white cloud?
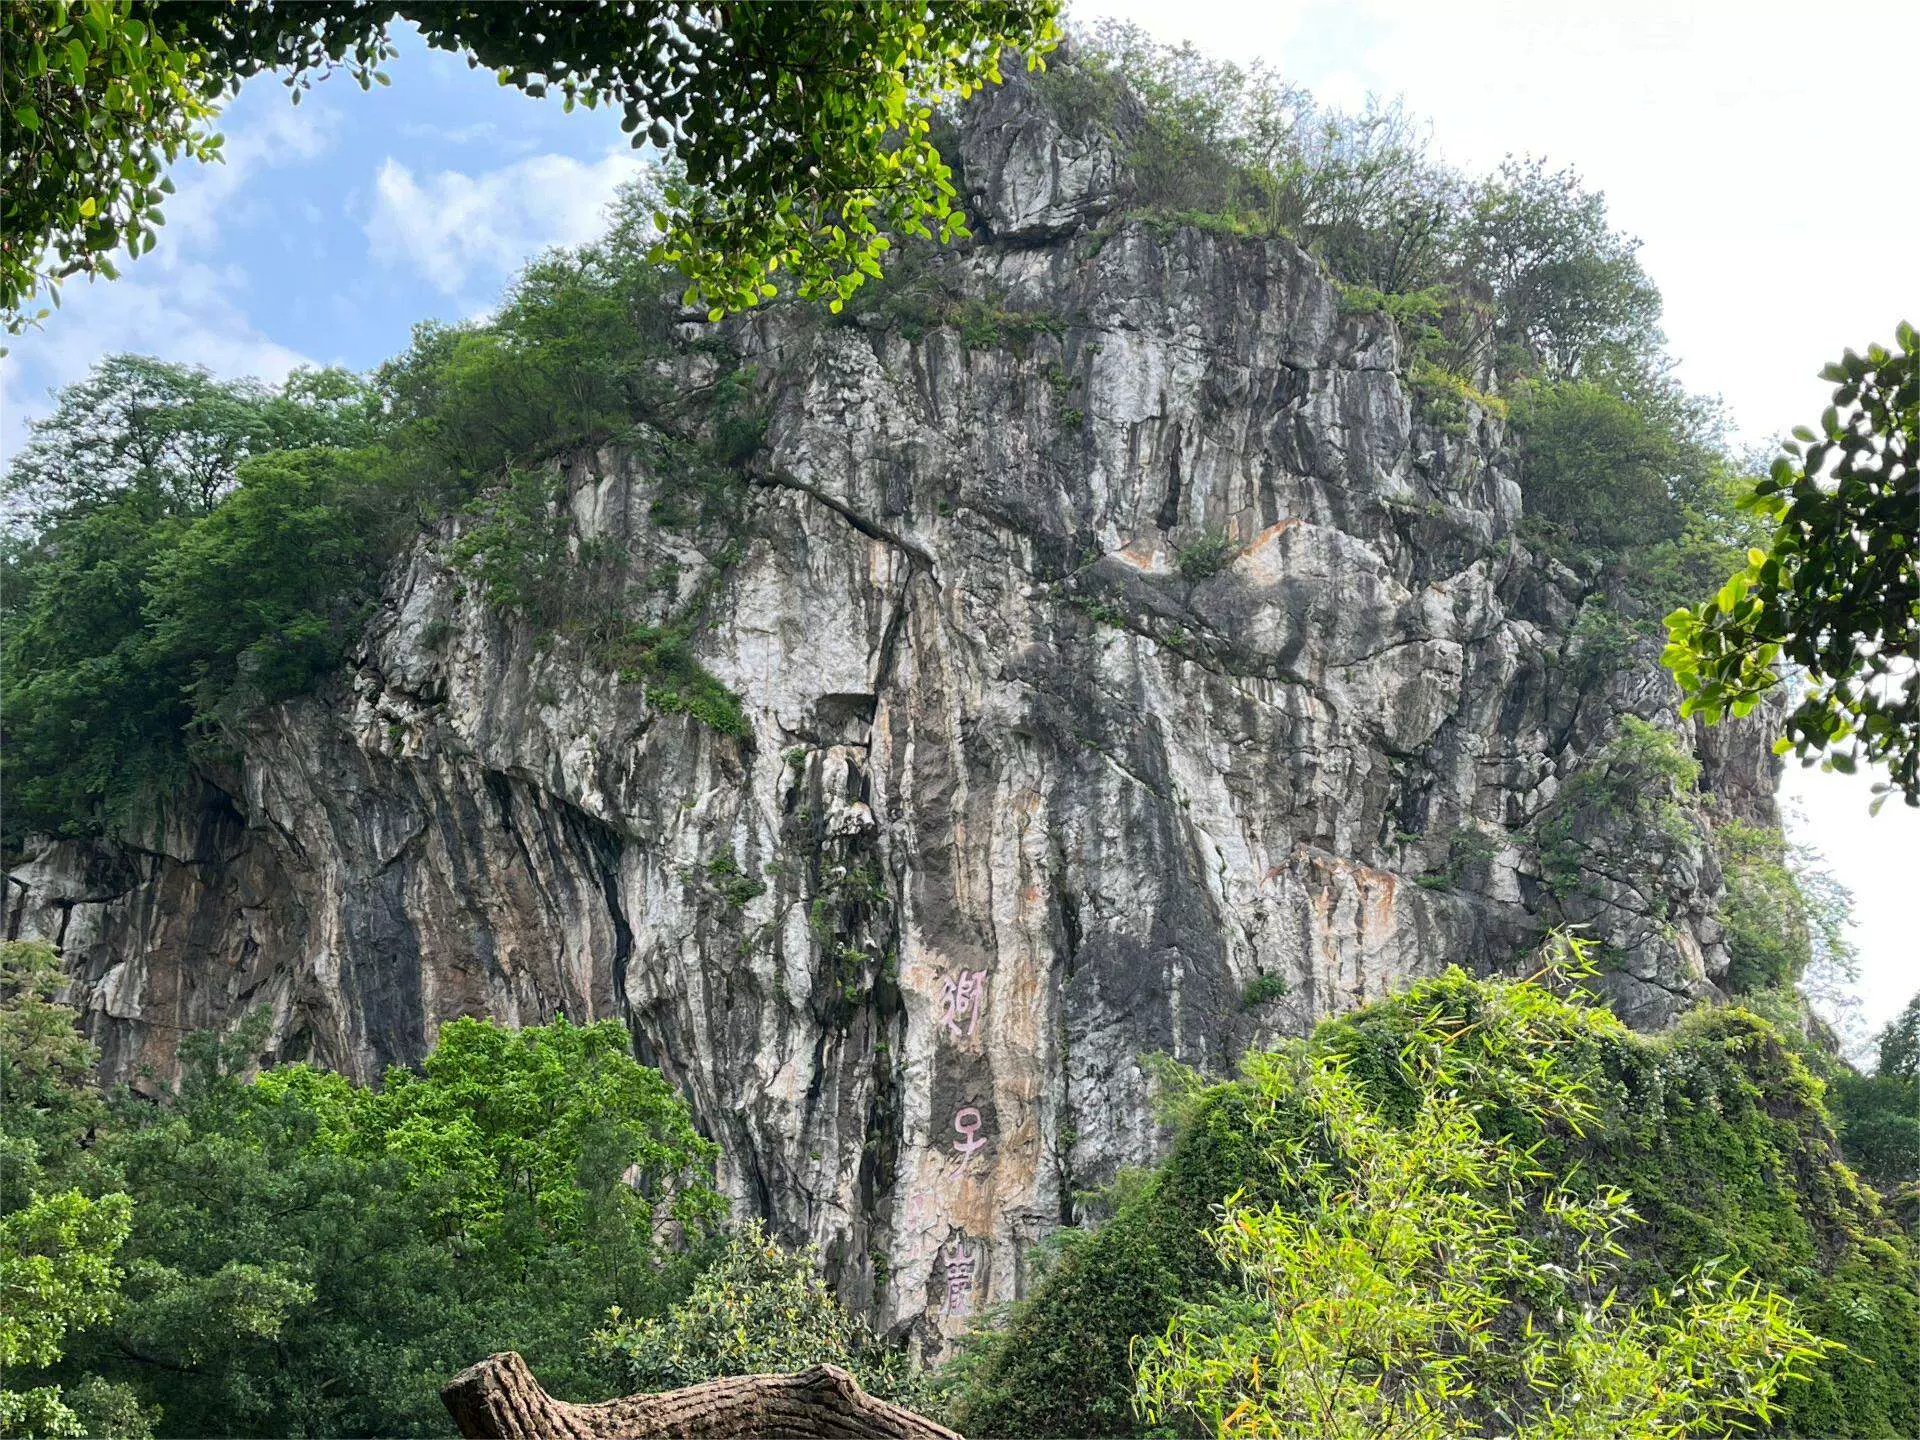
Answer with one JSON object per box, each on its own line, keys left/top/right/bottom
{"left": 398, "top": 119, "right": 503, "bottom": 146}
{"left": 163, "top": 98, "right": 343, "bottom": 255}
{"left": 1, "top": 262, "right": 315, "bottom": 461}
{"left": 1, "top": 94, "right": 338, "bottom": 462}
{"left": 363, "top": 147, "right": 645, "bottom": 298}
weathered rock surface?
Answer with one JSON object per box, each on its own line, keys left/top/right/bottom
{"left": 6, "top": 68, "right": 1777, "bottom": 1355}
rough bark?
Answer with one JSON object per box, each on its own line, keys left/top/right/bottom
{"left": 441, "top": 1353, "right": 962, "bottom": 1440}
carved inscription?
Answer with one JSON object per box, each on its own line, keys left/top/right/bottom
{"left": 938, "top": 967, "right": 989, "bottom": 1040}
{"left": 940, "top": 1237, "right": 979, "bottom": 1316}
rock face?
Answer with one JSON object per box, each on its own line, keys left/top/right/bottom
{"left": 7, "top": 69, "right": 1776, "bottom": 1354}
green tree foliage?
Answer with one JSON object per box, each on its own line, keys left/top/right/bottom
{"left": 1504, "top": 370, "right": 1767, "bottom": 631}
{"left": 2, "top": 1, "right": 1061, "bottom": 329}
{"left": 0, "top": 941, "right": 147, "bottom": 1440}
{"left": 0, "top": 952, "right": 725, "bottom": 1437}
{"left": 1511, "top": 381, "right": 1692, "bottom": 552}
{"left": 0, "top": 942, "right": 102, "bottom": 1196}
{"left": 1879, "top": 993, "right": 1920, "bottom": 1080}
{"left": 953, "top": 957, "right": 1918, "bottom": 1439}
{"left": 2, "top": 354, "right": 377, "bottom": 523}
{"left": 1461, "top": 157, "right": 1662, "bottom": 382}
{"left": 0, "top": 1191, "right": 134, "bottom": 1439}
{"left": 0, "top": 367, "right": 392, "bottom": 842}
{"left": 1664, "top": 324, "right": 1918, "bottom": 807}
{"left": 1711, "top": 820, "right": 1855, "bottom": 997}
{"left": 593, "top": 1219, "right": 915, "bottom": 1403}
{"left": 68, "top": 1019, "right": 721, "bottom": 1436}
{"left": 0, "top": 483, "right": 196, "bottom": 840}
{"left": 0, "top": 0, "right": 222, "bottom": 334}
{"left": 1830, "top": 994, "right": 1920, "bottom": 1195}
{"left": 1133, "top": 1022, "right": 1828, "bottom": 1438}
{"left": 373, "top": 205, "right": 685, "bottom": 491}
{"left": 143, "top": 449, "right": 391, "bottom": 714}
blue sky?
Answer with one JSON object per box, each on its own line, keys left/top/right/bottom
{"left": 3, "top": 27, "right": 647, "bottom": 449}
{"left": 2, "top": 6, "right": 1913, "bottom": 1037}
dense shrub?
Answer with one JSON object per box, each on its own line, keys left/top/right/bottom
{"left": 950, "top": 1083, "right": 1295, "bottom": 1439}
{"left": 1136, "top": 1021, "right": 1828, "bottom": 1438}
{"left": 1512, "top": 380, "right": 1692, "bottom": 551}
{"left": 593, "top": 1219, "right": 915, "bottom": 1403}
{"left": 1831, "top": 996, "right": 1920, "bottom": 1195}
{"left": 951, "top": 964, "right": 1919, "bottom": 1438}
{"left": 1712, "top": 820, "right": 1834, "bottom": 994}
{"left": 1534, "top": 715, "right": 1701, "bottom": 905}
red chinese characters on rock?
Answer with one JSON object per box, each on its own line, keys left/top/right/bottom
{"left": 939, "top": 967, "right": 989, "bottom": 1040}
{"left": 945, "top": 1105, "right": 986, "bottom": 1180}
{"left": 940, "top": 1237, "right": 979, "bottom": 1317}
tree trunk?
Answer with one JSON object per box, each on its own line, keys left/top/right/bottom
{"left": 441, "top": 1352, "right": 965, "bottom": 1440}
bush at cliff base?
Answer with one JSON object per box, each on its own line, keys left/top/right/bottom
{"left": 949, "top": 958, "right": 1919, "bottom": 1439}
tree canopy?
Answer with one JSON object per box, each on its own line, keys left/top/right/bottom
{"left": 1664, "top": 323, "right": 1918, "bottom": 808}
{"left": 0, "top": 358, "right": 396, "bottom": 840}
{"left": 1135, "top": 1061, "right": 1825, "bottom": 1440}
{"left": 0, "top": 941, "right": 727, "bottom": 1437}
{"left": 592, "top": 1218, "right": 920, "bottom": 1406}
{"left": 1830, "top": 993, "right": 1920, "bottom": 1196}
{"left": 950, "top": 949, "right": 1917, "bottom": 1439}
{"left": 2, "top": 0, "right": 1061, "bottom": 330}
{"left": 1, "top": 0, "right": 223, "bottom": 333}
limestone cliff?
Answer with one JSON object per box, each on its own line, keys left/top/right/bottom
{"left": 5, "top": 68, "right": 1777, "bottom": 1354}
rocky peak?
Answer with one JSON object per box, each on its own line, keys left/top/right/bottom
{"left": 7, "top": 68, "right": 1778, "bottom": 1356}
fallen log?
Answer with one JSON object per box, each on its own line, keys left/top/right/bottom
{"left": 441, "top": 1352, "right": 964, "bottom": 1440}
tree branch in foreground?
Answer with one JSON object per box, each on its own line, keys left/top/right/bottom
{"left": 441, "top": 1352, "right": 963, "bottom": 1440}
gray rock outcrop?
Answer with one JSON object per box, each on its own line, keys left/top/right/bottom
{"left": 5, "top": 67, "right": 1777, "bottom": 1355}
